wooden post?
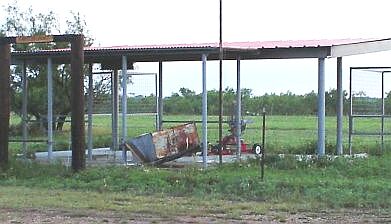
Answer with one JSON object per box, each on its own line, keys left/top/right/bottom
{"left": 0, "top": 43, "right": 10, "bottom": 170}
{"left": 71, "top": 35, "right": 85, "bottom": 171}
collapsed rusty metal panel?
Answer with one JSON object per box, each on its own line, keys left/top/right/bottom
{"left": 127, "top": 133, "right": 157, "bottom": 163}
{"left": 125, "top": 123, "right": 199, "bottom": 165}
{"left": 153, "top": 123, "right": 199, "bottom": 158}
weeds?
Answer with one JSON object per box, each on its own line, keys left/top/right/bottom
{"left": 1, "top": 153, "right": 391, "bottom": 209}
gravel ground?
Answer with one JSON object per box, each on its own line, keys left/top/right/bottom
{"left": 1, "top": 208, "right": 390, "bottom": 224}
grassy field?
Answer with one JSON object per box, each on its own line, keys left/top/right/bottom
{"left": 9, "top": 114, "right": 390, "bottom": 155}
{"left": 3, "top": 115, "right": 391, "bottom": 221}
{"left": 0, "top": 153, "right": 390, "bottom": 221}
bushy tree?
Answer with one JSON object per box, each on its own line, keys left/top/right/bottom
{"left": 161, "top": 88, "right": 348, "bottom": 116}
{"left": 1, "top": 1, "right": 93, "bottom": 131}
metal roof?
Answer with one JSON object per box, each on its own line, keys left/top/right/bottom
{"left": 10, "top": 38, "right": 391, "bottom": 65}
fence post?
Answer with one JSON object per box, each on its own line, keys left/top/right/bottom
{"left": 71, "top": 35, "right": 85, "bottom": 171}
{"left": 0, "top": 43, "right": 10, "bottom": 170}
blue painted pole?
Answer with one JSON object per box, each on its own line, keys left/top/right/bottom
{"left": 121, "top": 55, "right": 128, "bottom": 163}
{"left": 87, "top": 64, "right": 93, "bottom": 160}
{"left": 336, "top": 57, "right": 343, "bottom": 155}
{"left": 236, "top": 56, "right": 241, "bottom": 160}
{"left": 21, "top": 61, "right": 28, "bottom": 158}
{"left": 47, "top": 57, "right": 53, "bottom": 161}
{"left": 318, "top": 58, "right": 326, "bottom": 156}
{"left": 202, "top": 54, "right": 208, "bottom": 168}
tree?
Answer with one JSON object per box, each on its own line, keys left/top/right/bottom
{"left": 1, "top": 1, "right": 93, "bottom": 131}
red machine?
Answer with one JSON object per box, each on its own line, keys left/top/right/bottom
{"left": 210, "top": 116, "right": 250, "bottom": 155}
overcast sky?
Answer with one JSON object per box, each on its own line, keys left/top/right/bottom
{"left": 2, "top": 0, "right": 391, "bottom": 96}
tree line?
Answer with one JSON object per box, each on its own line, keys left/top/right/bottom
{"left": 163, "top": 87, "right": 350, "bottom": 116}
{"left": 99, "top": 87, "right": 349, "bottom": 116}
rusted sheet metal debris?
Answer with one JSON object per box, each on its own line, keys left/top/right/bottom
{"left": 125, "top": 123, "right": 199, "bottom": 165}
{"left": 153, "top": 123, "right": 199, "bottom": 158}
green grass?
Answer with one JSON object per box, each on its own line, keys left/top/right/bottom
{"left": 9, "top": 114, "right": 390, "bottom": 155}
{"left": 4, "top": 115, "right": 391, "bottom": 216}
{"left": 0, "top": 186, "right": 273, "bottom": 219}
{"left": 1, "top": 153, "right": 391, "bottom": 211}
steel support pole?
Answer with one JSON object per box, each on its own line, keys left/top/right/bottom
{"left": 0, "top": 43, "right": 10, "bottom": 170}
{"left": 218, "top": 0, "right": 223, "bottom": 165}
{"left": 112, "top": 70, "right": 119, "bottom": 154}
{"left": 381, "top": 71, "right": 385, "bottom": 152}
{"left": 87, "top": 64, "right": 93, "bottom": 161}
{"left": 202, "top": 54, "right": 208, "bottom": 168}
{"left": 21, "top": 61, "right": 28, "bottom": 157}
{"left": 155, "top": 73, "right": 158, "bottom": 130}
{"left": 47, "top": 57, "right": 53, "bottom": 161}
{"left": 121, "top": 56, "right": 128, "bottom": 162}
{"left": 317, "top": 58, "right": 326, "bottom": 156}
{"left": 158, "top": 61, "right": 163, "bottom": 131}
{"left": 348, "top": 67, "right": 353, "bottom": 155}
{"left": 236, "top": 56, "right": 241, "bottom": 160}
{"left": 336, "top": 57, "right": 343, "bottom": 155}
{"left": 70, "top": 36, "right": 85, "bottom": 171}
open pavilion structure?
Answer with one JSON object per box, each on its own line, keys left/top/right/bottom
{"left": 2, "top": 36, "right": 391, "bottom": 169}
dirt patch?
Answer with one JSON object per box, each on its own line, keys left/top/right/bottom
{"left": 0, "top": 208, "right": 390, "bottom": 223}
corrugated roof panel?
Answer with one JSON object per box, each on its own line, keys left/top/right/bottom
{"left": 221, "top": 38, "right": 377, "bottom": 49}
{"left": 12, "top": 38, "right": 378, "bottom": 53}
{"left": 82, "top": 38, "right": 377, "bottom": 51}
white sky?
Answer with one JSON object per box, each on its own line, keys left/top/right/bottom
{"left": 2, "top": 0, "right": 391, "bottom": 96}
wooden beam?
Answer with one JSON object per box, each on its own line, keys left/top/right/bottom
{"left": 71, "top": 35, "right": 85, "bottom": 172}
{"left": 0, "top": 43, "right": 10, "bottom": 170}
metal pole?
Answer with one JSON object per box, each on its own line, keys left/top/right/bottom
{"left": 121, "top": 55, "right": 128, "bottom": 162}
{"left": 317, "top": 58, "right": 326, "bottom": 156}
{"left": 218, "top": 0, "right": 223, "bottom": 165}
{"left": 236, "top": 56, "right": 241, "bottom": 160}
{"left": 87, "top": 64, "right": 93, "bottom": 161}
{"left": 155, "top": 73, "right": 159, "bottom": 131}
{"left": 47, "top": 57, "right": 53, "bottom": 161}
{"left": 381, "top": 71, "right": 385, "bottom": 152}
{"left": 158, "top": 61, "right": 163, "bottom": 131}
{"left": 261, "top": 107, "right": 266, "bottom": 181}
{"left": 202, "top": 54, "right": 208, "bottom": 169}
{"left": 0, "top": 43, "right": 10, "bottom": 170}
{"left": 349, "top": 67, "right": 353, "bottom": 155}
{"left": 70, "top": 35, "right": 86, "bottom": 171}
{"left": 112, "top": 70, "right": 119, "bottom": 154}
{"left": 336, "top": 57, "right": 343, "bottom": 155}
{"left": 21, "top": 61, "right": 28, "bottom": 158}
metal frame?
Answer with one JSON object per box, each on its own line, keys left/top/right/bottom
{"left": 201, "top": 54, "right": 208, "bottom": 168}
{"left": 158, "top": 62, "right": 163, "bottom": 131}
{"left": 3, "top": 37, "right": 391, "bottom": 169}
{"left": 0, "top": 34, "right": 85, "bottom": 171}
{"left": 21, "top": 61, "right": 28, "bottom": 157}
{"left": 111, "top": 70, "right": 119, "bottom": 154}
{"left": 121, "top": 71, "right": 158, "bottom": 163}
{"left": 47, "top": 57, "right": 53, "bottom": 160}
{"left": 236, "top": 56, "right": 241, "bottom": 160}
{"left": 348, "top": 67, "right": 391, "bottom": 154}
{"left": 121, "top": 56, "right": 128, "bottom": 162}
{"left": 87, "top": 64, "right": 93, "bottom": 160}
{"left": 317, "top": 58, "right": 326, "bottom": 156}
{"left": 336, "top": 57, "right": 343, "bottom": 155}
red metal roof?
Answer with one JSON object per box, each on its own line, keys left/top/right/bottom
{"left": 86, "top": 43, "right": 216, "bottom": 50}
{"left": 28, "top": 38, "right": 377, "bottom": 53}
{"left": 12, "top": 37, "right": 391, "bottom": 63}
{"left": 83, "top": 38, "right": 377, "bottom": 51}
{"left": 220, "top": 38, "right": 377, "bottom": 49}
